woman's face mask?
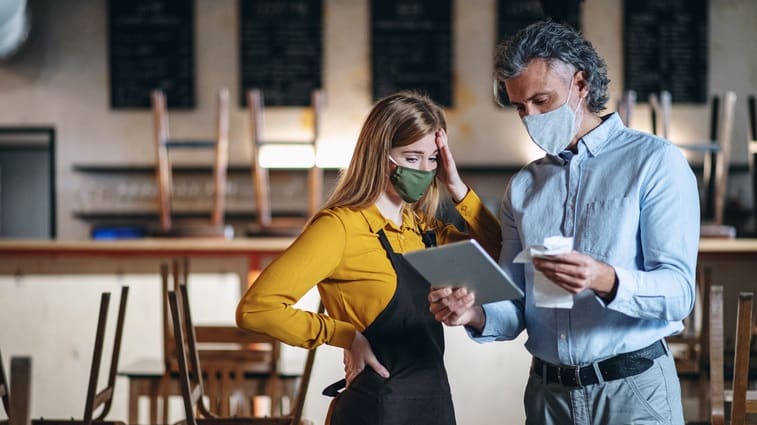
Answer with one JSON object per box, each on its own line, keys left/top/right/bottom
{"left": 388, "top": 156, "right": 436, "bottom": 203}
{"left": 522, "top": 77, "right": 584, "bottom": 155}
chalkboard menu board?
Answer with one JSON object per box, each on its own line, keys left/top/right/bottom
{"left": 496, "top": 0, "right": 581, "bottom": 43}
{"left": 494, "top": 0, "right": 582, "bottom": 106}
{"left": 107, "top": 0, "right": 195, "bottom": 109}
{"left": 624, "top": 0, "right": 708, "bottom": 104}
{"left": 371, "top": 0, "right": 452, "bottom": 107}
{"left": 239, "top": 0, "right": 322, "bottom": 107}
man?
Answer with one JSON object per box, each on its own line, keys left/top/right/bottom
{"left": 430, "top": 21, "right": 699, "bottom": 425}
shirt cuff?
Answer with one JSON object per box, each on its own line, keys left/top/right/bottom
{"left": 604, "top": 266, "right": 638, "bottom": 314}
{"left": 330, "top": 321, "right": 356, "bottom": 349}
{"left": 465, "top": 302, "right": 513, "bottom": 343}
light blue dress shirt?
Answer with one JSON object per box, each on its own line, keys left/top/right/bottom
{"left": 472, "top": 113, "right": 700, "bottom": 366}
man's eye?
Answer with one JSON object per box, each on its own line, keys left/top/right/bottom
{"left": 534, "top": 98, "right": 548, "bottom": 105}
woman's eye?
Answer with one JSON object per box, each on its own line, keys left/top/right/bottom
{"left": 405, "top": 157, "right": 418, "bottom": 163}
{"left": 429, "top": 156, "right": 438, "bottom": 162}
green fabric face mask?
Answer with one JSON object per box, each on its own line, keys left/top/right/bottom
{"left": 388, "top": 156, "right": 436, "bottom": 203}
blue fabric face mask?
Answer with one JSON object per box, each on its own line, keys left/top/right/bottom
{"left": 388, "top": 156, "right": 436, "bottom": 203}
{"left": 523, "top": 78, "right": 583, "bottom": 155}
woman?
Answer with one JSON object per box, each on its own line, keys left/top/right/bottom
{"left": 236, "top": 91, "right": 501, "bottom": 425}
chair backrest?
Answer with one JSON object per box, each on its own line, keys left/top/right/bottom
{"left": 247, "top": 89, "right": 324, "bottom": 236}
{"left": 161, "top": 258, "right": 190, "bottom": 372}
{"left": 710, "top": 91, "right": 736, "bottom": 226}
{"left": 616, "top": 90, "right": 637, "bottom": 127}
{"left": 730, "top": 292, "right": 755, "bottom": 425}
{"left": 168, "top": 284, "right": 321, "bottom": 425}
{"left": 83, "top": 286, "right": 129, "bottom": 425}
{"left": 0, "top": 352, "right": 32, "bottom": 425}
{"left": 151, "top": 89, "right": 230, "bottom": 236}
{"left": 168, "top": 288, "right": 214, "bottom": 424}
{"left": 663, "top": 91, "right": 737, "bottom": 226}
{"left": 748, "top": 95, "right": 757, "bottom": 223}
{"left": 0, "top": 349, "right": 8, "bottom": 417}
{"left": 649, "top": 90, "right": 671, "bottom": 139}
{"left": 709, "top": 285, "right": 726, "bottom": 425}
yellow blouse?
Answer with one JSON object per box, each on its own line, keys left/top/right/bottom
{"left": 236, "top": 189, "right": 501, "bottom": 350}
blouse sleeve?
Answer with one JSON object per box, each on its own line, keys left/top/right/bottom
{"left": 235, "top": 211, "right": 357, "bottom": 349}
{"left": 434, "top": 189, "right": 502, "bottom": 260}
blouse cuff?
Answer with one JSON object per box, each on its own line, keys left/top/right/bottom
{"left": 330, "top": 320, "right": 357, "bottom": 349}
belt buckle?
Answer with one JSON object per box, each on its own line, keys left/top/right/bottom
{"left": 573, "top": 366, "right": 582, "bottom": 387}
{"left": 557, "top": 365, "right": 582, "bottom": 388}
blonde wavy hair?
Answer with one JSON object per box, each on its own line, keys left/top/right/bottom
{"left": 321, "top": 91, "right": 446, "bottom": 228}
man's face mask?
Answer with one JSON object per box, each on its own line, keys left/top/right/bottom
{"left": 388, "top": 156, "right": 436, "bottom": 203}
{"left": 522, "top": 76, "right": 584, "bottom": 155}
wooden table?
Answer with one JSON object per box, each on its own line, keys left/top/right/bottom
{"left": 669, "top": 239, "right": 757, "bottom": 376}
{"left": 0, "top": 238, "right": 294, "bottom": 286}
{"left": 0, "top": 237, "right": 296, "bottom": 424}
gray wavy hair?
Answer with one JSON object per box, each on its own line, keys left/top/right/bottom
{"left": 494, "top": 21, "right": 610, "bottom": 113}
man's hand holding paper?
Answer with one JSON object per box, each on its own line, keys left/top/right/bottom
{"left": 518, "top": 236, "right": 619, "bottom": 308}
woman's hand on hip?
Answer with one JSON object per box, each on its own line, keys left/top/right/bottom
{"left": 344, "top": 331, "right": 390, "bottom": 386}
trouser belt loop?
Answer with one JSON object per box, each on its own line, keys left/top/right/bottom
{"left": 591, "top": 361, "right": 604, "bottom": 385}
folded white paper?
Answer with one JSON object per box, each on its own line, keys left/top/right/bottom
{"left": 514, "top": 236, "right": 574, "bottom": 308}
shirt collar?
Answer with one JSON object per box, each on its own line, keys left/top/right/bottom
{"left": 360, "top": 204, "right": 418, "bottom": 234}
{"left": 578, "top": 112, "right": 623, "bottom": 157}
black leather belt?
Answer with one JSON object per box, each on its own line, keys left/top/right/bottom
{"left": 531, "top": 340, "right": 666, "bottom": 388}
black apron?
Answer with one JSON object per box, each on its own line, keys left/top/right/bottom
{"left": 324, "top": 228, "right": 456, "bottom": 425}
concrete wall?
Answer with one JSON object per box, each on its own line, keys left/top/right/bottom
{"left": 0, "top": 1, "right": 756, "bottom": 424}
{"left": 0, "top": 0, "right": 754, "bottom": 239}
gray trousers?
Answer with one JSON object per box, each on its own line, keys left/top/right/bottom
{"left": 524, "top": 348, "right": 684, "bottom": 425}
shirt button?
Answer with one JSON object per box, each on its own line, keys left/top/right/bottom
{"left": 560, "top": 333, "right": 567, "bottom": 340}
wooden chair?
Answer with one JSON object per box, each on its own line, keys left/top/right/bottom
{"left": 167, "top": 285, "right": 317, "bottom": 425}
{"left": 120, "top": 259, "right": 293, "bottom": 423}
{"left": 708, "top": 286, "right": 757, "bottom": 425}
{"left": 152, "top": 89, "right": 234, "bottom": 238}
{"left": 246, "top": 89, "right": 324, "bottom": 236}
{"left": 649, "top": 91, "right": 672, "bottom": 141}
{"left": 0, "top": 351, "right": 32, "bottom": 425}
{"left": 616, "top": 89, "right": 637, "bottom": 127}
{"left": 34, "top": 286, "right": 129, "bottom": 425}
{"left": 655, "top": 91, "right": 738, "bottom": 236}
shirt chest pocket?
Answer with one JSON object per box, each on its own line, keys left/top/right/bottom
{"left": 578, "top": 196, "right": 639, "bottom": 261}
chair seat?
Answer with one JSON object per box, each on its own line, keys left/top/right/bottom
{"left": 247, "top": 218, "right": 308, "bottom": 237}
{"left": 191, "top": 417, "right": 303, "bottom": 425}
{"left": 33, "top": 420, "right": 126, "bottom": 425}
{"left": 152, "top": 222, "right": 234, "bottom": 239}
{"left": 700, "top": 224, "right": 736, "bottom": 239}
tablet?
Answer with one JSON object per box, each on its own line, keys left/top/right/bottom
{"left": 403, "top": 239, "right": 524, "bottom": 305}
